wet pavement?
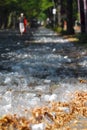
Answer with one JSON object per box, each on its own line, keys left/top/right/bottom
{"left": 0, "top": 27, "right": 87, "bottom": 121}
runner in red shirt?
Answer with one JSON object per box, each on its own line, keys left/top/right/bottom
{"left": 24, "top": 17, "right": 27, "bottom": 33}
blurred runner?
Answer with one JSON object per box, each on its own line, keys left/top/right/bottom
{"left": 19, "top": 13, "right": 25, "bottom": 35}
{"left": 23, "top": 17, "right": 28, "bottom": 33}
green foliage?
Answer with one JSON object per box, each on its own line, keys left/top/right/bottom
{"left": 53, "top": 26, "right": 62, "bottom": 33}
{"left": 0, "top": 0, "right": 17, "bottom": 6}
{"left": 41, "top": 0, "right": 53, "bottom": 11}
{"left": 38, "top": 12, "right": 47, "bottom": 20}
{"left": 10, "top": 0, "right": 53, "bottom": 19}
{"left": 73, "top": 0, "right": 78, "bottom": 21}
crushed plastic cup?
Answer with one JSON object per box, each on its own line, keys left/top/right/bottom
{"left": 41, "top": 94, "right": 58, "bottom": 102}
{"left": 30, "top": 123, "right": 45, "bottom": 130}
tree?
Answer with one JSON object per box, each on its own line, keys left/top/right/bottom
{"left": 66, "top": 0, "right": 74, "bottom": 34}
{"left": 79, "top": 0, "right": 85, "bottom": 32}
{"left": 0, "top": 0, "right": 18, "bottom": 28}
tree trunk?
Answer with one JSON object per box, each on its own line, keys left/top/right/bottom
{"left": 0, "top": 7, "right": 9, "bottom": 29}
{"left": 57, "top": 0, "right": 61, "bottom": 26}
{"left": 67, "top": 0, "right": 74, "bottom": 34}
{"left": 79, "top": 0, "right": 85, "bottom": 33}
